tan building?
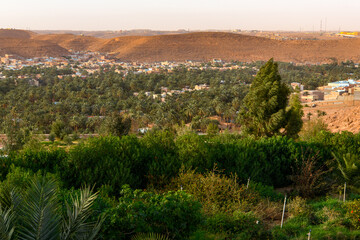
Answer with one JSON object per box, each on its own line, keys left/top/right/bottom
{"left": 301, "top": 90, "right": 324, "bottom": 102}
{"left": 291, "top": 82, "right": 304, "bottom": 91}
{"left": 194, "top": 84, "right": 210, "bottom": 90}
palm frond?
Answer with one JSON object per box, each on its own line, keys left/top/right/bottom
{"left": 131, "top": 233, "right": 170, "bottom": 240}
{"left": 0, "top": 186, "right": 22, "bottom": 213}
{"left": 17, "top": 177, "right": 60, "bottom": 240}
{"left": 61, "top": 186, "right": 103, "bottom": 240}
{"left": 0, "top": 207, "right": 15, "bottom": 240}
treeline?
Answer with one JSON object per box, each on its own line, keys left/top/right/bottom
{"left": 2, "top": 130, "right": 360, "bottom": 239}
{"left": 1, "top": 61, "right": 360, "bottom": 134}
{"left": 0, "top": 66, "right": 250, "bottom": 134}
{"left": 2, "top": 130, "right": 359, "bottom": 194}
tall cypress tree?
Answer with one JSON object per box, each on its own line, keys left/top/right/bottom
{"left": 237, "top": 59, "right": 292, "bottom": 137}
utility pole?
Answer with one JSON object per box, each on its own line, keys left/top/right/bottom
{"left": 325, "top": 18, "right": 327, "bottom": 32}
{"left": 320, "top": 20, "right": 322, "bottom": 32}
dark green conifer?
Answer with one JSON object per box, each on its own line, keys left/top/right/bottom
{"left": 238, "top": 58, "right": 297, "bottom": 137}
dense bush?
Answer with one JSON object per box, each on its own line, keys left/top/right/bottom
{"left": 2, "top": 130, "right": 360, "bottom": 239}
{"left": 102, "top": 186, "right": 202, "bottom": 240}
{"left": 171, "top": 169, "right": 259, "bottom": 215}
{"left": 205, "top": 211, "right": 269, "bottom": 239}
{"left": 67, "top": 135, "right": 147, "bottom": 194}
{"left": 346, "top": 199, "right": 360, "bottom": 230}
{"left": 0, "top": 148, "right": 67, "bottom": 181}
{"left": 249, "top": 182, "right": 284, "bottom": 201}
{"left": 6, "top": 130, "right": 360, "bottom": 195}
{"left": 140, "top": 131, "right": 180, "bottom": 188}
{"left": 10, "top": 148, "right": 67, "bottom": 174}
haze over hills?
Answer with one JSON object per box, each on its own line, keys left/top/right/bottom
{"left": 1, "top": 29, "right": 360, "bottom": 63}
{"left": 33, "top": 29, "right": 192, "bottom": 38}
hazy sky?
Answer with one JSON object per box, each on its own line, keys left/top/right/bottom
{"left": 1, "top": 0, "right": 359, "bottom": 31}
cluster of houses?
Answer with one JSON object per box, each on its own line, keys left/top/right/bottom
{"left": 291, "top": 79, "right": 360, "bottom": 104}
{"left": 134, "top": 84, "right": 211, "bottom": 102}
{"left": 0, "top": 50, "right": 258, "bottom": 81}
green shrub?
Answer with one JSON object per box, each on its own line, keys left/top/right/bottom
{"left": 8, "top": 148, "right": 67, "bottom": 175}
{"left": 288, "top": 196, "right": 310, "bottom": 219}
{"left": 102, "top": 186, "right": 202, "bottom": 240}
{"left": 249, "top": 182, "right": 284, "bottom": 201}
{"left": 171, "top": 169, "right": 259, "bottom": 215}
{"left": 176, "top": 132, "right": 212, "bottom": 172}
{"left": 67, "top": 135, "right": 147, "bottom": 194}
{"left": 48, "top": 133, "right": 56, "bottom": 142}
{"left": 140, "top": 131, "right": 179, "bottom": 188}
{"left": 205, "top": 211, "right": 268, "bottom": 239}
{"left": 63, "top": 135, "right": 73, "bottom": 145}
{"left": 346, "top": 199, "right": 360, "bottom": 229}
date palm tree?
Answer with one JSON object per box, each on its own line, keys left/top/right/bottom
{"left": 0, "top": 177, "right": 104, "bottom": 240}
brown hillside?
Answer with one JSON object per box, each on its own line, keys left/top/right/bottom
{"left": 32, "top": 34, "right": 104, "bottom": 51}
{"left": 1, "top": 30, "right": 360, "bottom": 62}
{"left": 93, "top": 32, "right": 360, "bottom": 63}
{"left": 0, "top": 29, "right": 35, "bottom": 39}
{"left": 100, "top": 32, "right": 360, "bottom": 63}
{"left": 0, "top": 38, "right": 69, "bottom": 58}
{"left": 304, "top": 105, "right": 360, "bottom": 133}
{"left": 98, "top": 32, "right": 281, "bottom": 62}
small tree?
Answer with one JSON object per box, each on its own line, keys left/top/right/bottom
{"left": 237, "top": 59, "right": 292, "bottom": 137}
{"left": 102, "top": 113, "right": 131, "bottom": 137}
{"left": 51, "top": 119, "right": 68, "bottom": 140}
{"left": 284, "top": 93, "right": 304, "bottom": 139}
{"left": 207, "top": 122, "right": 219, "bottom": 135}
{"left": 2, "top": 110, "right": 31, "bottom": 152}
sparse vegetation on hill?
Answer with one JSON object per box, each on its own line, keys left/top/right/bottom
{"left": 1, "top": 29, "right": 360, "bottom": 63}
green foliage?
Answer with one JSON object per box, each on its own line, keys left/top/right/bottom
{"left": 284, "top": 93, "right": 304, "bottom": 139}
{"left": 288, "top": 197, "right": 311, "bottom": 219}
{"left": 171, "top": 170, "right": 259, "bottom": 215}
{"left": 347, "top": 199, "right": 360, "bottom": 230}
{"left": 0, "top": 176, "right": 104, "bottom": 240}
{"left": 101, "top": 113, "right": 131, "bottom": 137}
{"left": 48, "top": 133, "right": 56, "bottom": 142}
{"left": 67, "top": 135, "right": 146, "bottom": 194}
{"left": 51, "top": 119, "right": 71, "bottom": 140}
{"left": 299, "top": 118, "right": 328, "bottom": 140}
{"left": 206, "top": 122, "right": 219, "bottom": 135}
{"left": 141, "top": 131, "right": 179, "bottom": 188}
{"left": 103, "top": 186, "right": 202, "bottom": 240}
{"left": 2, "top": 110, "right": 32, "bottom": 152}
{"left": 1, "top": 62, "right": 359, "bottom": 135}
{"left": 176, "top": 132, "right": 211, "bottom": 172}
{"left": 3, "top": 130, "right": 360, "bottom": 238}
{"left": 238, "top": 59, "right": 291, "bottom": 137}
{"left": 333, "top": 152, "right": 360, "bottom": 193}
{"left": 63, "top": 135, "right": 73, "bottom": 145}
{"left": 290, "top": 150, "right": 330, "bottom": 198}
{"left": 249, "top": 182, "right": 284, "bottom": 201}
{"left": 131, "top": 233, "right": 170, "bottom": 240}
{"left": 8, "top": 148, "right": 68, "bottom": 177}
{"left": 204, "top": 211, "right": 268, "bottom": 239}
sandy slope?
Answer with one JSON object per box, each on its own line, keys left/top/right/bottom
{"left": 1, "top": 29, "right": 360, "bottom": 63}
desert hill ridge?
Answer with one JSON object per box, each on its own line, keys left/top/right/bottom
{"left": 0, "top": 29, "right": 360, "bottom": 63}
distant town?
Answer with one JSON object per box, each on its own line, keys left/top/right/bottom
{"left": 0, "top": 51, "right": 260, "bottom": 101}
{"left": 2, "top": 51, "right": 360, "bottom": 107}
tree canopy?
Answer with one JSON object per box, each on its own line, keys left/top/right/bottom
{"left": 238, "top": 59, "right": 296, "bottom": 137}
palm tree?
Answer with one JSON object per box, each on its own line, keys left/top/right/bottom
{"left": 0, "top": 177, "right": 104, "bottom": 240}
{"left": 333, "top": 152, "right": 360, "bottom": 193}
